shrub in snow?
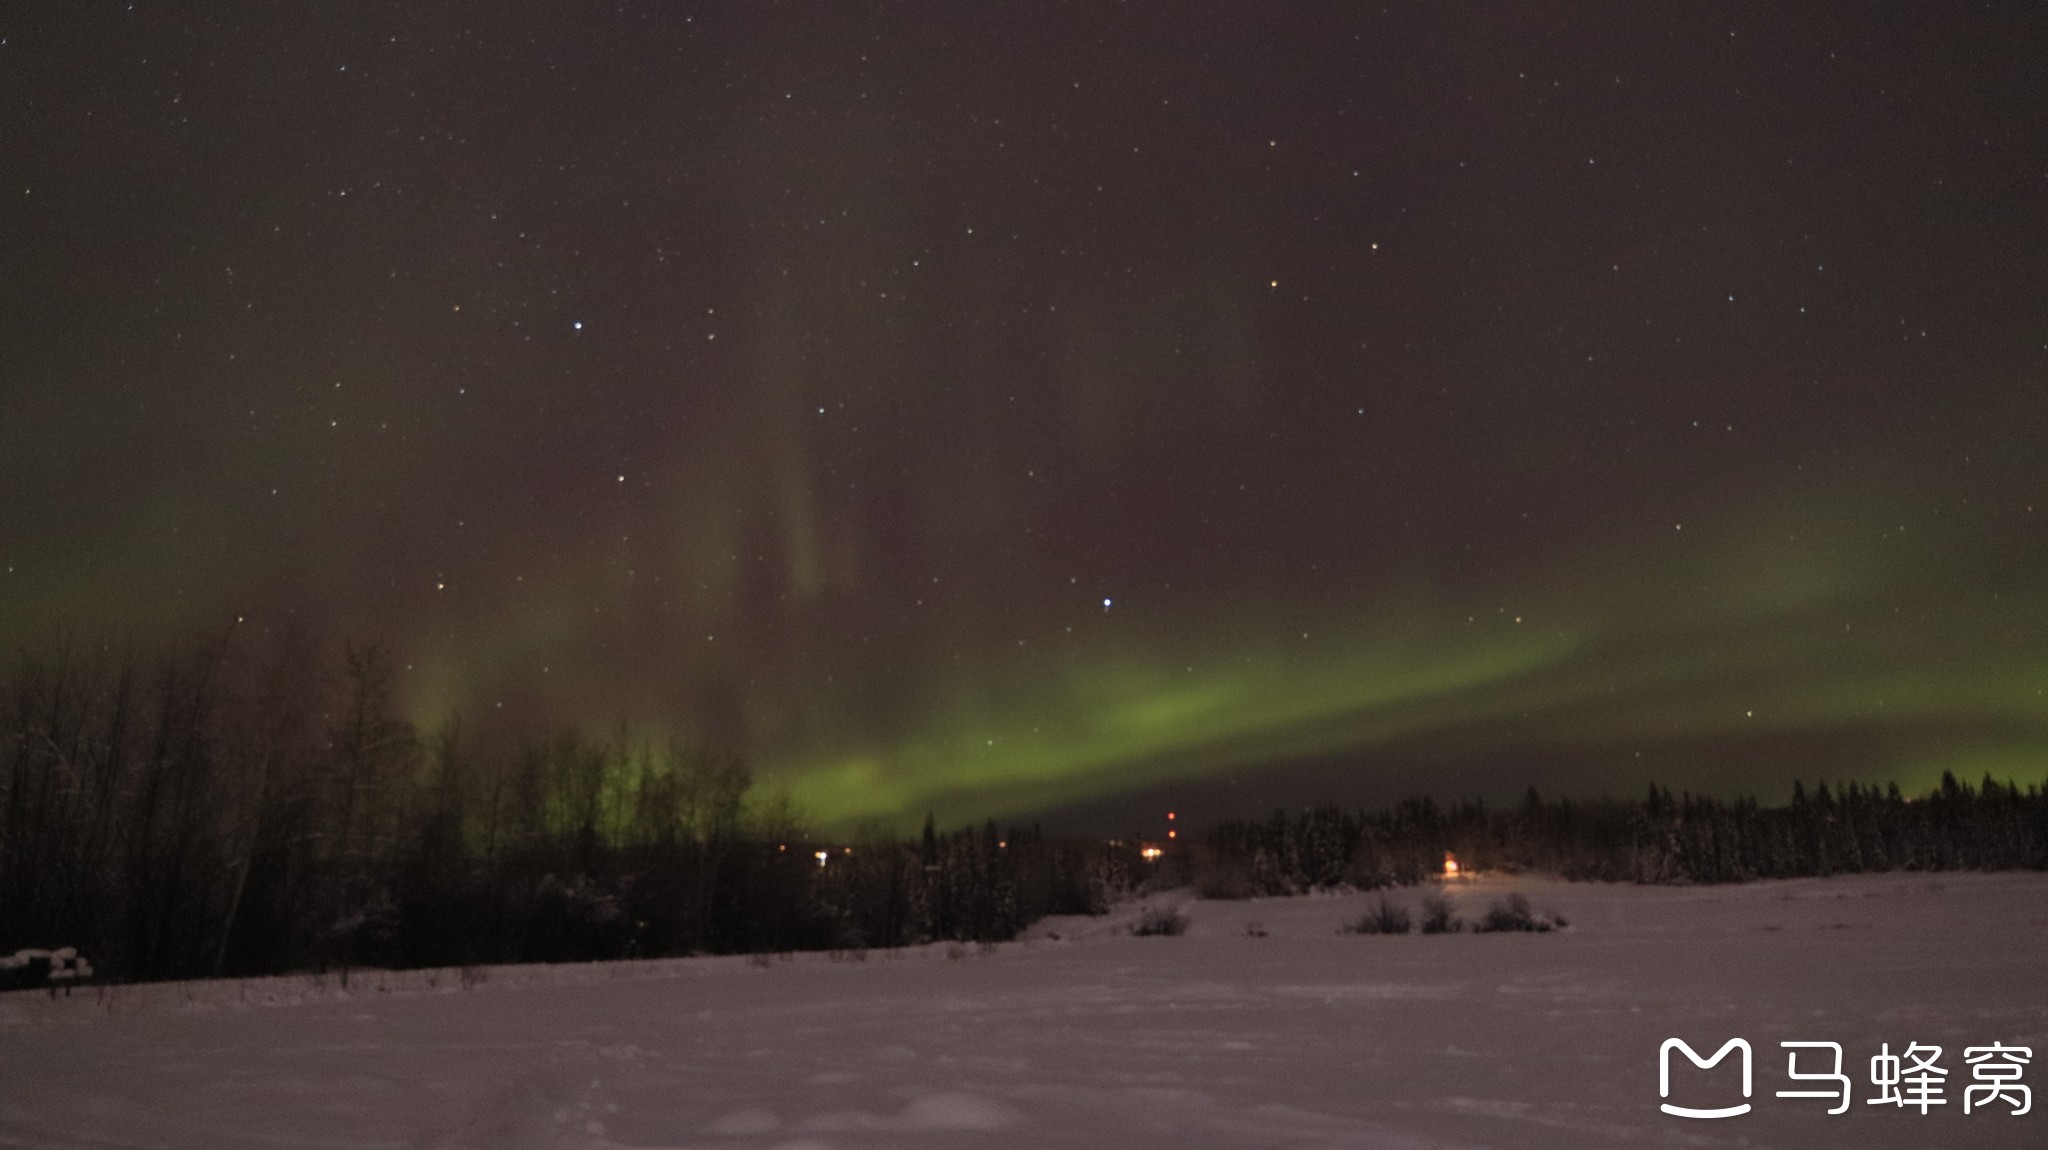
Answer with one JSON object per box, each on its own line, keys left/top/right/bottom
{"left": 1471, "top": 893, "right": 1566, "bottom": 933}
{"left": 1132, "top": 907, "right": 1188, "bottom": 936}
{"left": 1418, "top": 895, "right": 1462, "bottom": 934}
{"left": 1344, "top": 896, "right": 1413, "bottom": 935}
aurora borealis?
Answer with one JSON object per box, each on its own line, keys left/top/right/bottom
{"left": 2, "top": 4, "right": 2043, "bottom": 831}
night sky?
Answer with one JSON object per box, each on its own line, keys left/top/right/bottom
{"left": 4, "top": 4, "right": 2044, "bottom": 831}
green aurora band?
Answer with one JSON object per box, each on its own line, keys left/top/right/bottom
{"left": 382, "top": 491, "right": 2047, "bottom": 832}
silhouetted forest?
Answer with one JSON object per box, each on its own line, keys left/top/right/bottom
{"left": 1196, "top": 777, "right": 2048, "bottom": 896}
{"left": 0, "top": 634, "right": 1132, "bottom": 984}
{"left": 4, "top": 634, "right": 2044, "bottom": 986}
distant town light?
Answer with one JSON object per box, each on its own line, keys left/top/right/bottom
{"left": 1442, "top": 851, "right": 1461, "bottom": 878}
{"left": 815, "top": 850, "right": 830, "bottom": 867}
{"left": 1140, "top": 846, "right": 1164, "bottom": 862}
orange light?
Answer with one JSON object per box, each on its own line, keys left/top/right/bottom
{"left": 1140, "top": 846, "right": 1164, "bottom": 861}
{"left": 815, "top": 850, "right": 830, "bottom": 867}
{"left": 1167, "top": 811, "right": 1176, "bottom": 820}
{"left": 1167, "top": 829, "right": 1177, "bottom": 839}
{"left": 1442, "top": 851, "right": 1461, "bottom": 877}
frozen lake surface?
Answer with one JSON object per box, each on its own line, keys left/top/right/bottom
{"left": 3, "top": 872, "right": 2043, "bottom": 1148}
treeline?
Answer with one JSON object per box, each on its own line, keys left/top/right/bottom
{"left": 12, "top": 632, "right": 2046, "bottom": 984}
{"left": 0, "top": 633, "right": 1135, "bottom": 984}
{"left": 1199, "top": 776, "right": 2048, "bottom": 896}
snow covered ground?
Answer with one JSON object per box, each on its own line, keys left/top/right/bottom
{"left": 2, "top": 872, "right": 2043, "bottom": 1148}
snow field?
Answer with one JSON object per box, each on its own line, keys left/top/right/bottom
{"left": 2, "top": 872, "right": 2042, "bottom": 1148}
